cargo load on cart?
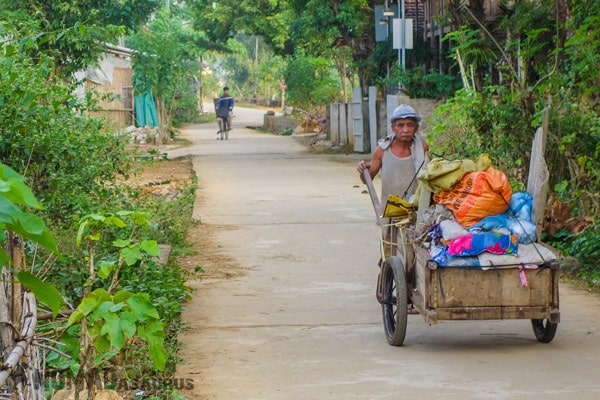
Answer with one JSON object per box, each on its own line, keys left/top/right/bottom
{"left": 367, "top": 113, "right": 559, "bottom": 346}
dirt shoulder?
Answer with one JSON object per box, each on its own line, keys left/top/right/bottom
{"left": 126, "top": 157, "right": 244, "bottom": 281}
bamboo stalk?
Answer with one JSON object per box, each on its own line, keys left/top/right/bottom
{"left": 0, "top": 292, "right": 37, "bottom": 387}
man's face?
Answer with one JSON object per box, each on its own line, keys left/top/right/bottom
{"left": 391, "top": 118, "right": 418, "bottom": 143}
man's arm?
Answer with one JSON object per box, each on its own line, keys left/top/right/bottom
{"left": 357, "top": 147, "right": 383, "bottom": 184}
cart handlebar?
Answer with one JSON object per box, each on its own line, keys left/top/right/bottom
{"left": 363, "top": 169, "right": 382, "bottom": 226}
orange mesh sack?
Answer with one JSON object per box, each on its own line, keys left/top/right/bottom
{"left": 433, "top": 166, "right": 512, "bottom": 228}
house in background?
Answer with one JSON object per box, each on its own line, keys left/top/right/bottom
{"left": 420, "top": 0, "right": 504, "bottom": 74}
{"left": 84, "top": 43, "right": 135, "bottom": 128}
{"left": 75, "top": 42, "right": 158, "bottom": 129}
{"left": 379, "top": 1, "right": 507, "bottom": 75}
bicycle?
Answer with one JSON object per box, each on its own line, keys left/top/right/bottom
{"left": 215, "top": 87, "right": 234, "bottom": 141}
{"left": 216, "top": 114, "right": 231, "bottom": 140}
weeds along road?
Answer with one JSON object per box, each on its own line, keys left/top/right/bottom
{"left": 168, "top": 106, "right": 600, "bottom": 400}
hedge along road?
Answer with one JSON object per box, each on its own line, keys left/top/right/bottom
{"left": 168, "top": 106, "right": 600, "bottom": 400}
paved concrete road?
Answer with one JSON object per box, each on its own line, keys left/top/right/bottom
{"left": 170, "top": 107, "right": 600, "bottom": 400}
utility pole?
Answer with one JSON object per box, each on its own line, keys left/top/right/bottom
{"left": 254, "top": 36, "right": 259, "bottom": 102}
{"left": 255, "top": 36, "right": 259, "bottom": 66}
{"left": 400, "top": 0, "right": 405, "bottom": 71}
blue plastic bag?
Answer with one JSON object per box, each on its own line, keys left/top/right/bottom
{"left": 509, "top": 192, "right": 533, "bottom": 222}
{"left": 468, "top": 192, "right": 537, "bottom": 244}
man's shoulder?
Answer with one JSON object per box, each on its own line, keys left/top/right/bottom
{"left": 377, "top": 136, "right": 392, "bottom": 150}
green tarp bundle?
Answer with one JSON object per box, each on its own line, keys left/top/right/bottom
{"left": 134, "top": 92, "right": 159, "bottom": 127}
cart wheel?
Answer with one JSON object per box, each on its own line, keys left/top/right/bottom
{"left": 531, "top": 319, "right": 557, "bottom": 343}
{"left": 381, "top": 256, "right": 408, "bottom": 346}
{"left": 220, "top": 129, "right": 225, "bottom": 141}
{"left": 225, "top": 128, "right": 229, "bottom": 140}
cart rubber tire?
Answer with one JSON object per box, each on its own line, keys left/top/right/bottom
{"left": 531, "top": 319, "right": 558, "bottom": 343}
{"left": 381, "top": 256, "right": 408, "bottom": 346}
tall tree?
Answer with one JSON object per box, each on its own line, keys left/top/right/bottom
{"left": 287, "top": 0, "right": 374, "bottom": 100}
{"left": 129, "top": 6, "right": 205, "bottom": 139}
{"left": 185, "top": 0, "right": 379, "bottom": 98}
{"left": 0, "top": 0, "right": 159, "bottom": 78}
{"left": 184, "top": 0, "right": 291, "bottom": 51}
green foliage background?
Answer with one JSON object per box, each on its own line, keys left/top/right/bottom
{"left": 0, "top": 35, "right": 134, "bottom": 226}
{"left": 425, "top": 0, "right": 600, "bottom": 284}
{"left": 0, "top": 4, "right": 196, "bottom": 396}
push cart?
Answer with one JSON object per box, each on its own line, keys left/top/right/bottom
{"left": 363, "top": 146, "right": 560, "bottom": 347}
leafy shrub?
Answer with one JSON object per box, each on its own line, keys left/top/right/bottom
{"left": 283, "top": 52, "right": 340, "bottom": 109}
{"left": 397, "top": 67, "right": 461, "bottom": 100}
{"left": 549, "top": 224, "right": 600, "bottom": 287}
{"left": 544, "top": 101, "right": 600, "bottom": 217}
{"left": 48, "top": 180, "right": 197, "bottom": 326}
{"left": 0, "top": 41, "right": 133, "bottom": 226}
{"left": 428, "top": 87, "right": 533, "bottom": 190}
{"left": 171, "top": 88, "right": 202, "bottom": 127}
{"left": 43, "top": 210, "right": 193, "bottom": 396}
{"left": 2, "top": 9, "right": 196, "bottom": 397}
{"left": 279, "top": 127, "right": 293, "bottom": 136}
{"left": 428, "top": 89, "right": 483, "bottom": 158}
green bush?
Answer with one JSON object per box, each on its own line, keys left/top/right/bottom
{"left": 43, "top": 209, "right": 194, "bottom": 393}
{"left": 0, "top": 44, "right": 133, "bottom": 226}
{"left": 548, "top": 224, "right": 600, "bottom": 287}
{"left": 428, "top": 87, "right": 533, "bottom": 190}
{"left": 397, "top": 67, "right": 461, "bottom": 100}
{"left": 544, "top": 101, "right": 600, "bottom": 217}
{"left": 278, "top": 127, "right": 293, "bottom": 136}
{"left": 171, "top": 87, "right": 202, "bottom": 127}
{"left": 283, "top": 52, "right": 340, "bottom": 109}
{"left": 46, "top": 173, "right": 198, "bottom": 328}
{"left": 2, "top": 9, "right": 196, "bottom": 397}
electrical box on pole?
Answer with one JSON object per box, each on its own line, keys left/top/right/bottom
{"left": 374, "top": 5, "right": 390, "bottom": 42}
{"left": 392, "top": 18, "right": 413, "bottom": 50}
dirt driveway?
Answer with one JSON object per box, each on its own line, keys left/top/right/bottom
{"left": 154, "top": 109, "right": 600, "bottom": 400}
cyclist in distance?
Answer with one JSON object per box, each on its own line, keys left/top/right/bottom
{"left": 216, "top": 86, "right": 234, "bottom": 133}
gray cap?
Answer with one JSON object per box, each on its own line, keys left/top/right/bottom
{"left": 390, "top": 104, "right": 421, "bottom": 123}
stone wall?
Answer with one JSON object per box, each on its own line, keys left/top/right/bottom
{"left": 263, "top": 113, "right": 299, "bottom": 133}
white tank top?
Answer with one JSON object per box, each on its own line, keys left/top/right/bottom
{"left": 380, "top": 150, "right": 417, "bottom": 214}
